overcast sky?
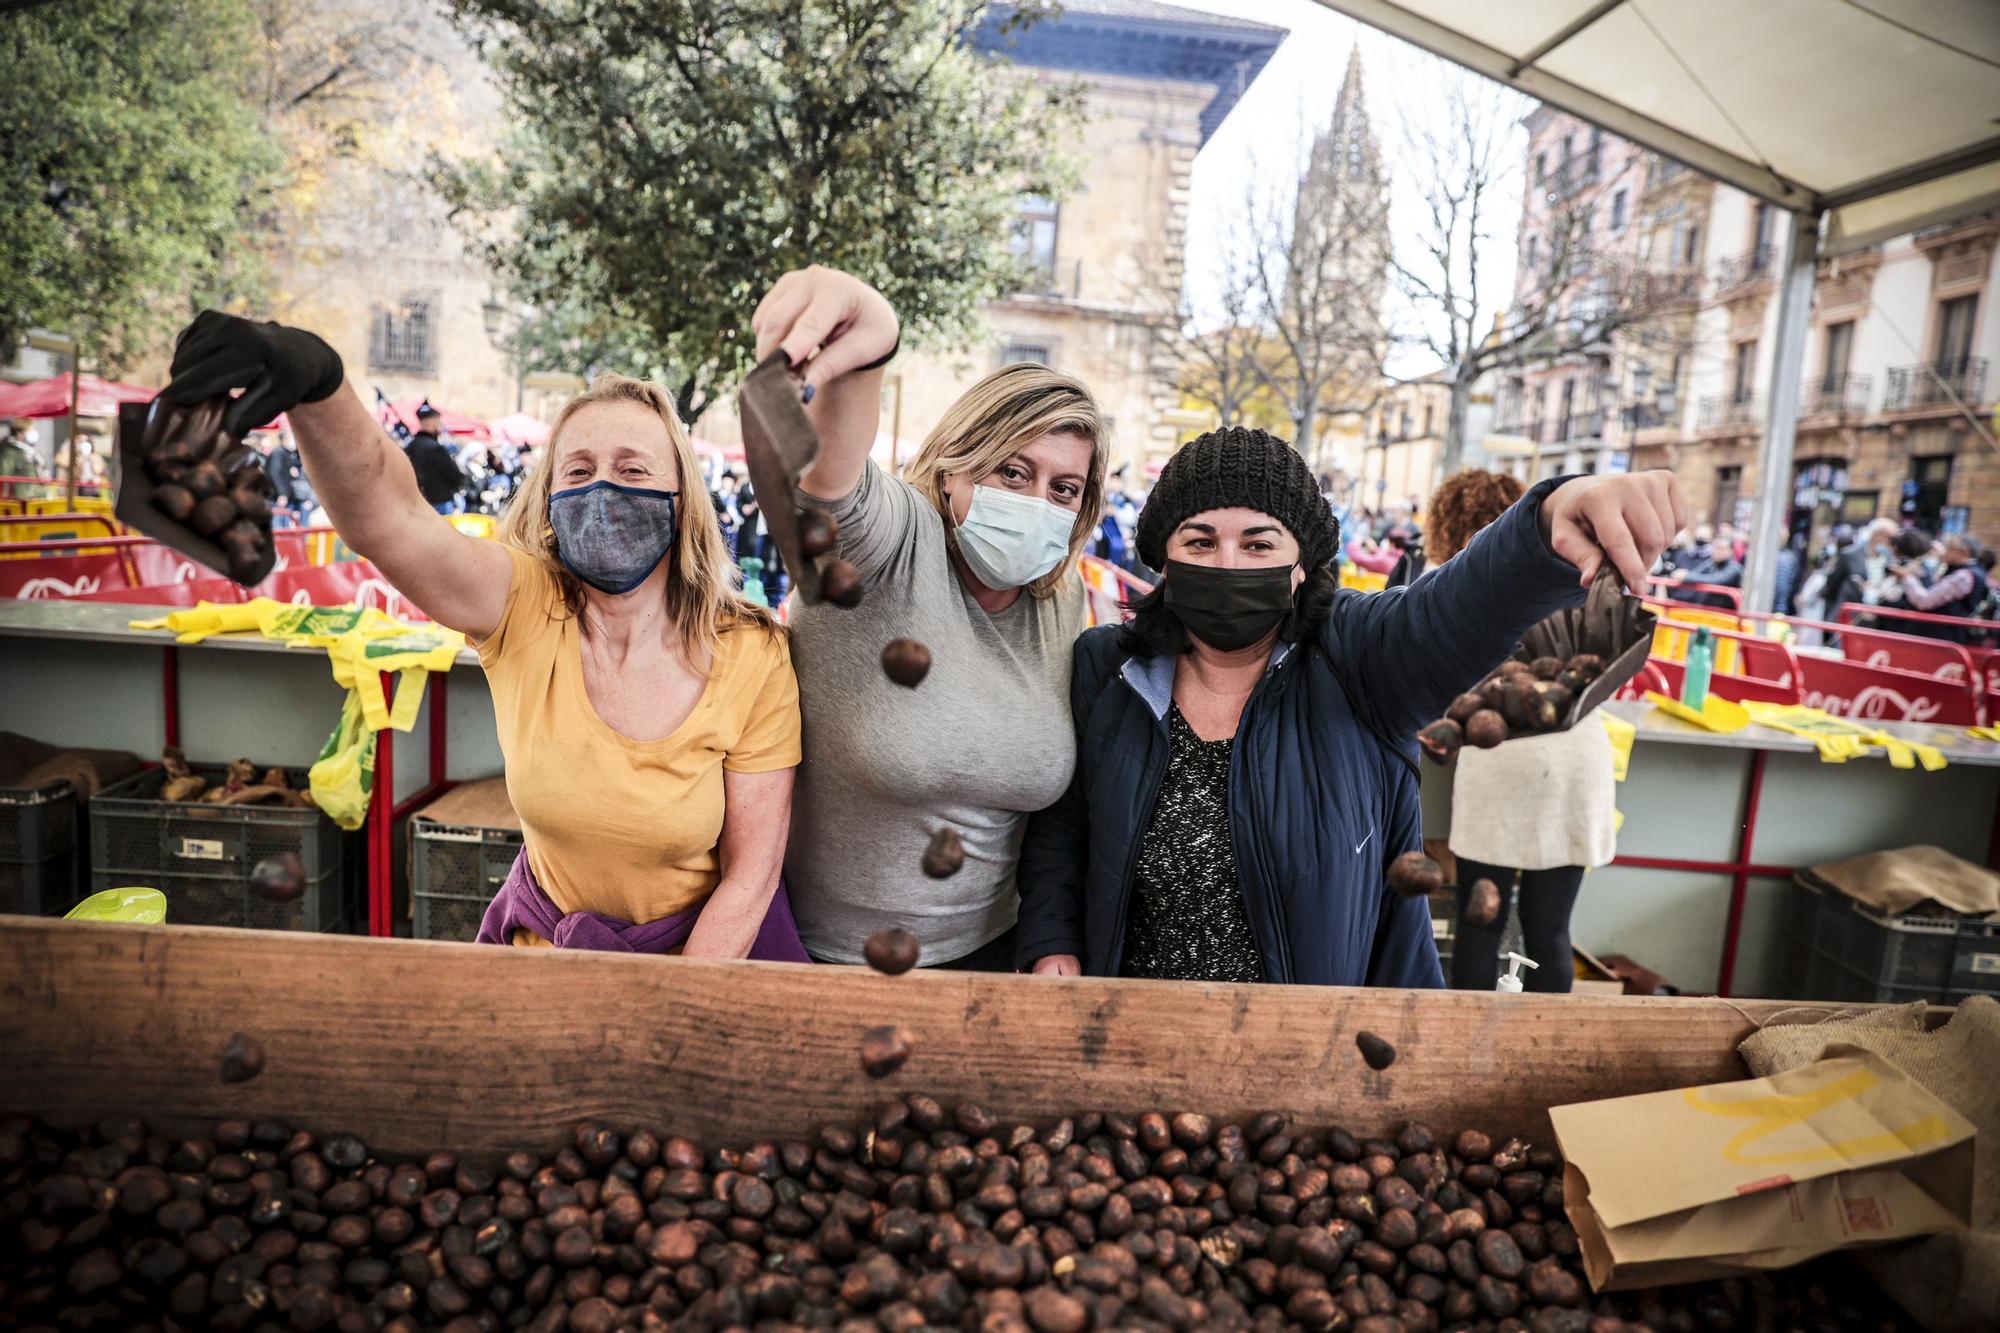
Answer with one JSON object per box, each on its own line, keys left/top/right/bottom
{"left": 1169, "top": 0, "right": 1532, "bottom": 380}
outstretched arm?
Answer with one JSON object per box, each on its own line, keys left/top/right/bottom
{"left": 750, "top": 267, "right": 900, "bottom": 502}
{"left": 162, "top": 314, "right": 510, "bottom": 638}
{"left": 1331, "top": 471, "right": 1684, "bottom": 740}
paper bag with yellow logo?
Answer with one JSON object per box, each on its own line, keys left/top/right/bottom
{"left": 1550, "top": 1049, "right": 1974, "bottom": 1291}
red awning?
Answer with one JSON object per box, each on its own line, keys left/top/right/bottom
{"left": 489, "top": 412, "right": 550, "bottom": 447}
{"left": 0, "top": 373, "right": 156, "bottom": 420}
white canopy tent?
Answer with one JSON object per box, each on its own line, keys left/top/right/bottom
{"left": 1311, "top": 0, "right": 2000, "bottom": 609}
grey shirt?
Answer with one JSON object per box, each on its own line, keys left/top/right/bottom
{"left": 786, "top": 462, "right": 1085, "bottom": 964}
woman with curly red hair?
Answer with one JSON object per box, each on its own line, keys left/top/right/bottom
{"left": 1428, "top": 467, "right": 1620, "bottom": 993}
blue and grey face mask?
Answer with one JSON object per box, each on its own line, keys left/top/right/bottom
{"left": 548, "top": 480, "right": 679, "bottom": 594}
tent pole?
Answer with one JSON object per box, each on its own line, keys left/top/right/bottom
{"left": 1743, "top": 209, "right": 1820, "bottom": 614}
{"left": 64, "top": 340, "right": 81, "bottom": 504}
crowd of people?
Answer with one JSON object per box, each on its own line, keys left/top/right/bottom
{"left": 1654, "top": 516, "right": 1994, "bottom": 641}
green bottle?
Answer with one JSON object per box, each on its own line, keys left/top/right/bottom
{"left": 1682, "top": 626, "right": 1715, "bottom": 709}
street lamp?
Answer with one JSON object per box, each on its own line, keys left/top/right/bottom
{"left": 482, "top": 292, "right": 522, "bottom": 412}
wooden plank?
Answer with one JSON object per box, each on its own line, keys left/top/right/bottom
{"left": 0, "top": 916, "right": 1860, "bottom": 1156}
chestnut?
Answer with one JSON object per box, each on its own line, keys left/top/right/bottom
{"left": 218, "top": 1033, "right": 266, "bottom": 1084}
{"left": 859, "top": 1025, "right": 914, "bottom": 1079}
{"left": 1354, "top": 1031, "right": 1396, "bottom": 1071}
{"left": 1464, "top": 710, "right": 1508, "bottom": 749}
{"left": 181, "top": 461, "right": 226, "bottom": 502}
{"left": 190, "top": 494, "right": 239, "bottom": 537}
{"left": 798, "top": 508, "right": 839, "bottom": 558}
{"left": 880, "top": 638, "right": 931, "bottom": 688}
{"left": 1416, "top": 719, "right": 1461, "bottom": 764}
{"left": 1444, "top": 692, "right": 1486, "bottom": 725}
{"left": 152, "top": 483, "right": 196, "bottom": 523}
{"left": 1464, "top": 878, "right": 1502, "bottom": 927}
{"left": 821, "top": 558, "right": 864, "bottom": 608}
{"left": 920, "top": 826, "right": 965, "bottom": 879}
{"left": 1529, "top": 656, "right": 1562, "bottom": 680}
{"left": 1386, "top": 851, "right": 1443, "bottom": 899}
{"left": 863, "top": 927, "right": 921, "bottom": 976}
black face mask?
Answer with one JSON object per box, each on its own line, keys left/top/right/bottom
{"left": 1162, "top": 560, "right": 1297, "bottom": 652}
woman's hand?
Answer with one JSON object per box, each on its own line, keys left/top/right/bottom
{"left": 1030, "top": 954, "right": 1081, "bottom": 977}
{"left": 752, "top": 266, "right": 899, "bottom": 396}
{"left": 753, "top": 268, "right": 899, "bottom": 501}
{"left": 162, "top": 312, "right": 346, "bottom": 437}
{"left": 1538, "top": 471, "right": 1687, "bottom": 589}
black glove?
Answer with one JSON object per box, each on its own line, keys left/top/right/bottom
{"left": 161, "top": 311, "right": 346, "bottom": 439}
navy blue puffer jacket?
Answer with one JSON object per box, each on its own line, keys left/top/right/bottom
{"left": 1015, "top": 479, "right": 1585, "bottom": 987}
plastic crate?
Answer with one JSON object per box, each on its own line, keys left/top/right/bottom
{"left": 411, "top": 818, "right": 521, "bottom": 941}
{"left": 1788, "top": 876, "right": 2000, "bottom": 1005}
{"left": 0, "top": 779, "right": 80, "bottom": 916}
{"left": 88, "top": 764, "right": 347, "bottom": 932}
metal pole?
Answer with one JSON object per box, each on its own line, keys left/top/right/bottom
{"left": 1742, "top": 208, "right": 1820, "bottom": 614}
{"left": 64, "top": 337, "right": 81, "bottom": 503}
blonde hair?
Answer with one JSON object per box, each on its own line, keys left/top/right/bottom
{"left": 901, "top": 363, "right": 1109, "bottom": 599}
{"left": 497, "top": 374, "right": 776, "bottom": 661}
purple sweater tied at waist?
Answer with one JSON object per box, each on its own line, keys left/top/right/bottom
{"left": 476, "top": 847, "right": 810, "bottom": 961}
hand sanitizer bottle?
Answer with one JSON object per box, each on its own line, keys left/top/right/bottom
{"left": 1497, "top": 951, "right": 1539, "bottom": 994}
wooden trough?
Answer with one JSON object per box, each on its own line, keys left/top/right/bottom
{"left": 0, "top": 917, "right": 1868, "bottom": 1155}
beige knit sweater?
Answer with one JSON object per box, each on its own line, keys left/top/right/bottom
{"left": 1447, "top": 720, "right": 1618, "bottom": 870}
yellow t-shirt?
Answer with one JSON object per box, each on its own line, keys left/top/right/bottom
{"left": 477, "top": 547, "right": 800, "bottom": 941}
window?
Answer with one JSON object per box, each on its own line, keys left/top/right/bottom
{"left": 1585, "top": 128, "right": 1602, "bottom": 181}
{"left": 1422, "top": 403, "right": 1434, "bottom": 437}
{"left": 1001, "top": 340, "right": 1051, "bottom": 367}
{"left": 369, "top": 294, "right": 434, "bottom": 373}
{"left": 1936, "top": 295, "right": 1978, "bottom": 370}
{"left": 1535, "top": 151, "right": 1548, "bottom": 184}
{"left": 1715, "top": 467, "right": 1742, "bottom": 528}
{"left": 1678, "top": 221, "right": 1701, "bottom": 265}
{"left": 1752, "top": 201, "right": 1773, "bottom": 255}
{"left": 1346, "top": 137, "right": 1365, "bottom": 179}
{"left": 1732, "top": 341, "right": 1757, "bottom": 402}
{"left": 1609, "top": 189, "right": 1628, "bottom": 232}
{"left": 1822, "top": 321, "right": 1854, "bottom": 387}
{"left": 1910, "top": 456, "right": 1952, "bottom": 528}
{"left": 1009, "top": 195, "right": 1058, "bottom": 285}
{"left": 1557, "top": 379, "right": 1576, "bottom": 438}
{"left": 1524, "top": 234, "right": 1539, "bottom": 272}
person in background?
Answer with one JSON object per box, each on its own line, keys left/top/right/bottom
{"left": 1087, "top": 503, "right": 1128, "bottom": 570}
{"left": 1442, "top": 474, "right": 1620, "bottom": 994}
{"left": 1976, "top": 547, "right": 1999, "bottom": 621}
{"left": 1414, "top": 470, "right": 1524, "bottom": 895}
{"left": 1385, "top": 522, "right": 1426, "bottom": 588}
{"left": 1891, "top": 534, "right": 1988, "bottom": 641}
{"left": 1819, "top": 517, "right": 1895, "bottom": 623}
{"left": 1771, "top": 534, "right": 1803, "bottom": 618}
{"left": 1344, "top": 530, "right": 1402, "bottom": 576}
{"left": 405, "top": 404, "right": 468, "bottom": 514}
{"left": 0, "top": 420, "right": 44, "bottom": 487}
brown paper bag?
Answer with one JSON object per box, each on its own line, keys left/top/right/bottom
{"left": 1550, "top": 1049, "right": 1975, "bottom": 1291}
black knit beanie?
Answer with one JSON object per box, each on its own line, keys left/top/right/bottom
{"left": 1137, "top": 427, "right": 1339, "bottom": 571}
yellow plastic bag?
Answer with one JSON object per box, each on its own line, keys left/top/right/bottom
{"left": 1741, "top": 702, "right": 1947, "bottom": 770}
{"left": 65, "top": 886, "right": 168, "bottom": 924}
{"left": 128, "top": 598, "right": 285, "bottom": 644}
{"left": 308, "top": 689, "right": 376, "bottom": 831}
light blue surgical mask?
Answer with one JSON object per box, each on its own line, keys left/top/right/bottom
{"left": 952, "top": 483, "right": 1076, "bottom": 590}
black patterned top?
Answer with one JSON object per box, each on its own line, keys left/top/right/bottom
{"left": 1120, "top": 705, "right": 1264, "bottom": 982}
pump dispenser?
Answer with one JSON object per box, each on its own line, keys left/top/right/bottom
{"left": 1497, "top": 951, "right": 1539, "bottom": 993}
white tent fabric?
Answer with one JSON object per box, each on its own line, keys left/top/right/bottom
{"left": 1311, "top": 0, "right": 2000, "bottom": 253}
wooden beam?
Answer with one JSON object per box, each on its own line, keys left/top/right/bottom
{"left": 0, "top": 918, "right": 1871, "bottom": 1156}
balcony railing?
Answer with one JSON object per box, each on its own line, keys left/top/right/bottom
{"left": 1015, "top": 257, "right": 1083, "bottom": 300}
{"left": 1636, "top": 266, "right": 1701, "bottom": 306}
{"left": 1883, "top": 357, "right": 1987, "bottom": 411}
{"left": 1622, "top": 399, "right": 1679, "bottom": 431}
{"left": 1801, "top": 372, "right": 1871, "bottom": 417}
{"left": 1698, "top": 393, "right": 1763, "bottom": 429}
{"left": 1557, "top": 409, "right": 1607, "bottom": 442}
{"left": 1711, "top": 244, "right": 1776, "bottom": 291}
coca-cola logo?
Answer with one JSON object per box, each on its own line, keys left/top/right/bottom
{"left": 1802, "top": 686, "right": 1939, "bottom": 723}
{"left": 16, "top": 574, "right": 100, "bottom": 599}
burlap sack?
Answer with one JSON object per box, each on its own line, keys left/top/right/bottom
{"left": 1802, "top": 845, "right": 2000, "bottom": 918}
{"left": 1739, "top": 996, "right": 1999, "bottom": 1333}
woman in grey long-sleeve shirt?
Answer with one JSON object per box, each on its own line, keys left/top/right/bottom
{"left": 750, "top": 266, "right": 1109, "bottom": 968}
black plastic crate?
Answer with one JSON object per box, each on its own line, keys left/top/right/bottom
{"left": 1788, "top": 876, "right": 2000, "bottom": 1005}
{"left": 0, "top": 779, "right": 80, "bottom": 916}
{"left": 88, "top": 764, "right": 347, "bottom": 932}
{"left": 410, "top": 817, "right": 521, "bottom": 941}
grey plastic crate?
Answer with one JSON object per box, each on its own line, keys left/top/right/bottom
{"left": 88, "top": 764, "right": 347, "bottom": 932}
{"left": 0, "top": 779, "right": 80, "bottom": 916}
{"left": 1788, "top": 876, "right": 2000, "bottom": 1005}
{"left": 411, "top": 817, "right": 521, "bottom": 941}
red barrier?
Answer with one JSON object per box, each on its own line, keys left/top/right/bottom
{"left": 65, "top": 560, "right": 430, "bottom": 621}
{"left": 1735, "top": 610, "right": 1980, "bottom": 687}
{"left": 1651, "top": 657, "right": 1804, "bottom": 706}
{"left": 1792, "top": 654, "right": 1981, "bottom": 726}
{"left": 1646, "top": 575, "right": 1743, "bottom": 610}
{"left": 1615, "top": 660, "right": 1671, "bottom": 701}
{"left": 1833, "top": 601, "right": 1991, "bottom": 643}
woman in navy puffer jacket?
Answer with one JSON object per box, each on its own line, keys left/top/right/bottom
{"left": 1016, "top": 428, "right": 1683, "bottom": 986}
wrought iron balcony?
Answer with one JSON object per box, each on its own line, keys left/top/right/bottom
{"left": 1883, "top": 357, "right": 1987, "bottom": 411}
{"left": 1558, "top": 410, "right": 1607, "bottom": 442}
{"left": 1800, "top": 372, "right": 1871, "bottom": 417}
{"left": 1711, "top": 244, "right": 1776, "bottom": 292}
{"left": 1698, "top": 394, "right": 1763, "bottom": 429}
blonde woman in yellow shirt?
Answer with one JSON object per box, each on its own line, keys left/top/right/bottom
{"left": 157, "top": 315, "right": 805, "bottom": 957}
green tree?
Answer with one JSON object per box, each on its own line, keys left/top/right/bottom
{"left": 0, "top": 0, "right": 282, "bottom": 369}
{"left": 439, "top": 0, "right": 1080, "bottom": 422}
